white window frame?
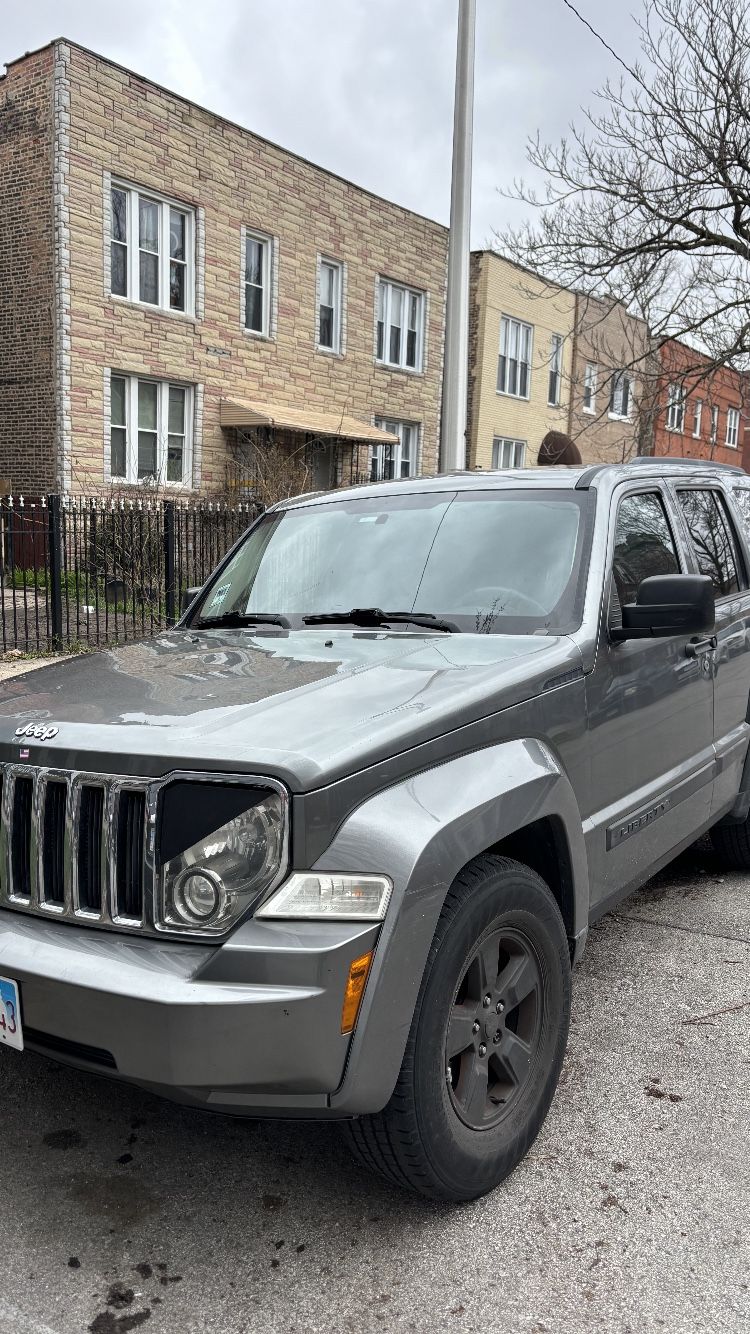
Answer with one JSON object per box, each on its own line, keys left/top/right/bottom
{"left": 726, "top": 406, "right": 740, "bottom": 448}
{"left": 243, "top": 229, "right": 273, "bottom": 338}
{"left": 710, "top": 404, "right": 720, "bottom": 445}
{"left": 547, "top": 334, "right": 563, "bottom": 407}
{"left": 609, "top": 371, "right": 633, "bottom": 421}
{"left": 375, "top": 279, "right": 426, "bottom": 372}
{"left": 108, "top": 373, "right": 193, "bottom": 487}
{"left": 492, "top": 437, "right": 526, "bottom": 469}
{"left": 317, "top": 257, "right": 343, "bottom": 354}
{"left": 109, "top": 181, "right": 195, "bottom": 316}
{"left": 693, "top": 399, "right": 703, "bottom": 438}
{"left": 583, "top": 363, "right": 598, "bottom": 415}
{"left": 371, "top": 419, "right": 420, "bottom": 480}
{"left": 497, "top": 316, "right": 533, "bottom": 400}
{"left": 666, "top": 383, "right": 686, "bottom": 432}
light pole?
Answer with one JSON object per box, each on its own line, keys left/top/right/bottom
{"left": 439, "top": 0, "right": 476, "bottom": 473}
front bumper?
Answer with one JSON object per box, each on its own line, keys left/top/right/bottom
{"left": 0, "top": 909, "right": 379, "bottom": 1115}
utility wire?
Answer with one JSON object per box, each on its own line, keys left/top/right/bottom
{"left": 560, "top": 0, "right": 639, "bottom": 80}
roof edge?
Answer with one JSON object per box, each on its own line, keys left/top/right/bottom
{"left": 3, "top": 38, "right": 447, "bottom": 235}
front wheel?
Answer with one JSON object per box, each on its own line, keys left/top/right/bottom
{"left": 344, "top": 855, "right": 571, "bottom": 1201}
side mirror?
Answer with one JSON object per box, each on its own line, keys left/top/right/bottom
{"left": 180, "top": 585, "right": 203, "bottom": 617}
{"left": 611, "top": 573, "right": 715, "bottom": 642}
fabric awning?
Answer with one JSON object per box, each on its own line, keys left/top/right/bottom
{"left": 220, "top": 397, "right": 399, "bottom": 445}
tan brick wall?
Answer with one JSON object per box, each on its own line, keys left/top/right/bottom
{"left": 60, "top": 42, "right": 447, "bottom": 494}
{"left": 568, "top": 294, "right": 651, "bottom": 463}
{"left": 0, "top": 48, "right": 57, "bottom": 495}
{"left": 467, "top": 252, "right": 576, "bottom": 470}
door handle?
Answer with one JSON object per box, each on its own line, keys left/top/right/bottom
{"left": 685, "top": 636, "right": 717, "bottom": 658}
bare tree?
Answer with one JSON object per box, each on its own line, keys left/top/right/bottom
{"left": 502, "top": 0, "right": 750, "bottom": 401}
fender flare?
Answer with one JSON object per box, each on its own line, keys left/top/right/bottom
{"left": 313, "top": 737, "right": 588, "bottom": 1115}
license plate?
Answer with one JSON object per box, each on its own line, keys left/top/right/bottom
{"left": 0, "top": 976, "right": 23, "bottom": 1051}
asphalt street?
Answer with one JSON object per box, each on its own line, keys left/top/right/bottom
{"left": 1, "top": 841, "right": 748, "bottom": 1334}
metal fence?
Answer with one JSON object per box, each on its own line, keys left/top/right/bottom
{"left": 0, "top": 496, "right": 259, "bottom": 653}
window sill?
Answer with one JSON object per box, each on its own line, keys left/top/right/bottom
{"left": 109, "top": 479, "right": 196, "bottom": 492}
{"left": 608, "top": 413, "right": 633, "bottom": 423}
{"left": 242, "top": 327, "right": 275, "bottom": 343}
{"left": 110, "top": 294, "right": 197, "bottom": 325}
{"left": 374, "top": 360, "right": 425, "bottom": 378}
{"left": 316, "top": 344, "right": 345, "bottom": 359}
{"left": 496, "top": 390, "right": 531, "bottom": 402}
{"left": 582, "top": 407, "right": 596, "bottom": 416}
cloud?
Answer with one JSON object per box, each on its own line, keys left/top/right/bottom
{"left": 1, "top": 0, "right": 643, "bottom": 243}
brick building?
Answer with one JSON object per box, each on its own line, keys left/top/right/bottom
{"left": 567, "top": 293, "right": 653, "bottom": 463}
{"left": 0, "top": 40, "right": 448, "bottom": 497}
{"left": 467, "top": 252, "right": 576, "bottom": 470}
{"left": 652, "top": 339, "right": 750, "bottom": 468}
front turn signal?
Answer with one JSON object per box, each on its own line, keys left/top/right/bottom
{"left": 341, "top": 951, "right": 374, "bottom": 1034}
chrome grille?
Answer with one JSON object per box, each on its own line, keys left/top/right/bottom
{"left": 0, "top": 765, "right": 150, "bottom": 930}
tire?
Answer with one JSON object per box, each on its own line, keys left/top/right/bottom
{"left": 711, "top": 816, "right": 750, "bottom": 869}
{"left": 343, "top": 854, "right": 571, "bottom": 1202}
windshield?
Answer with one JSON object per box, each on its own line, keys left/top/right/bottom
{"left": 193, "top": 488, "right": 592, "bottom": 635}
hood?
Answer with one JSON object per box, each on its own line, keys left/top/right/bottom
{"left": 0, "top": 630, "right": 583, "bottom": 790}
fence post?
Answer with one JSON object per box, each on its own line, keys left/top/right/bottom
{"left": 48, "top": 494, "right": 64, "bottom": 652}
{"left": 164, "top": 499, "right": 176, "bottom": 626}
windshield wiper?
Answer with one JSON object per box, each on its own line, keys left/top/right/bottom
{"left": 303, "top": 608, "right": 459, "bottom": 633}
{"left": 194, "top": 611, "right": 291, "bottom": 629}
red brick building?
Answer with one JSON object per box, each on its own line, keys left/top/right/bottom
{"left": 652, "top": 340, "right": 750, "bottom": 469}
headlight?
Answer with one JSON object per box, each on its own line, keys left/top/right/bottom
{"left": 256, "top": 872, "right": 391, "bottom": 921}
{"left": 158, "top": 787, "right": 285, "bottom": 934}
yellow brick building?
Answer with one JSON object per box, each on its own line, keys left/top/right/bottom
{"left": 467, "top": 252, "right": 576, "bottom": 470}
{"left": 1, "top": 40, "right": 448, "bottom": 498}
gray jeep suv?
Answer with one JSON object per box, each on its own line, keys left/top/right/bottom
{"left": 1, "top": 458, "right": 750, "bottom": 1201}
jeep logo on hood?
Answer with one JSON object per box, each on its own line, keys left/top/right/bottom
{"left": 15, "top": 723, "right": 59, "bottom": 741}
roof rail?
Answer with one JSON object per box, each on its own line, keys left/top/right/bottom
{"left": 575, "top": 465, "right": 607, "bottom": 490}
{"left": 626, "top": 456, "right": 745, "bottom": 475}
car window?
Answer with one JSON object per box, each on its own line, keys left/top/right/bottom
{"left": 611, "top": 492, "right": 681, "bottom": 611}
{"left": 677, "top": 489, "right": 742, "bottom": 598}
{"left": 194, "top": 489, "right": 593, "bottom": 635}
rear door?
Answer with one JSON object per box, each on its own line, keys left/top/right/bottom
{"left": 671, "top": 483, "right": 750, "bottom": 816}
{"left": 585, "top": 483, "right": 715, "bottom": 909}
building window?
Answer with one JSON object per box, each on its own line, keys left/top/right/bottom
{"left": 492, "top": 438, "right": 526, "bottom": 469}
{"left": 318, "top": 258, "right": 343, "bottom": 352}
{"left": 583, "top": 363, "right": 597, "bottom": 414}
{"left": 109, "top": 374, "right": 193, "bottom": 485}
{"left": 609, "top": 371, "right": 632, "bottom": 420}
{"left": 244, "top": 231, "right": 273, "bottom": 336}
{"left": 726, "top": 407, "right": 740, "bottom": 448}
{"left": 497, "top": 316, "right": 533, "bottom": 398}
{"left": 711, "top": 404, "right": 720, "bottom": 445}
{"left": 110, "top": 183, "right": 194, "bottom": 314}
{"left": 547, "top": 334, "right": 563, "bottom": 406}
{"left": 666, "top": 383, "right": 686, "bottom": 432}
{"left": 376, "top": 280, "right": 425, "bottom": 371}
{"left": 693, "top": 399, "right": 703, "bottom": 438}
{"left": 371, "top": 419, "right": 419, "bottom": 480}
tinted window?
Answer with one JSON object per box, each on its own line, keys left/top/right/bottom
{"left": 677, "top": 489, "right": 741, "bottom": 598}
{"left": 195, "top": 489, "right": 592, "bottom": 635}
{"left": 612, "top": 492, "right": 680, "bottom": 608}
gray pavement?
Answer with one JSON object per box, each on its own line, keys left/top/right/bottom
{"left": 1, "top": 842, "right": 748, "bottom": 1334}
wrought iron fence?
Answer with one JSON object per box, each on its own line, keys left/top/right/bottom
{"left": 0, "top": 496, "right": 259, "bottom": 653}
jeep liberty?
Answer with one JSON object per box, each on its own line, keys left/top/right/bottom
{"left": 1, "top": 458, "right": 749, "bottom": 1201}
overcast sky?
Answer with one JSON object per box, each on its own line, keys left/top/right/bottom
{"left": 2, "top": 0, "right": 643, "bottom": 245}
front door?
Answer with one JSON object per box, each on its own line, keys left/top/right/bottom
{"left": 585, "top": 485, "right": 715, "bottom": 911}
